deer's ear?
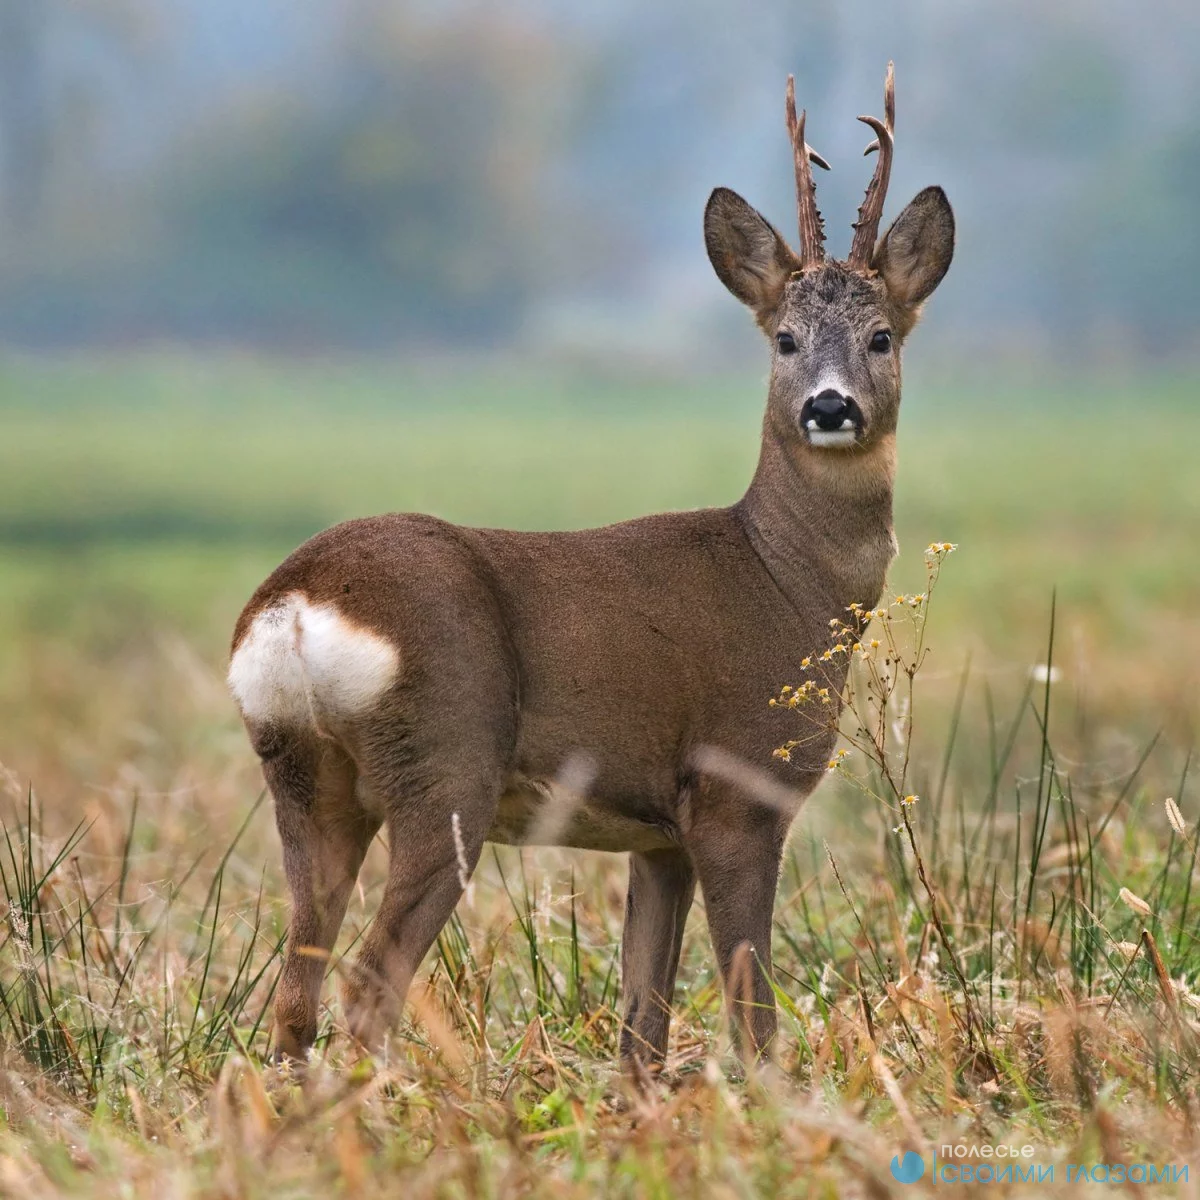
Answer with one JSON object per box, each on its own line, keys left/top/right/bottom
{"left": 873, "top": 186, "right": 954, "bottom": 313}
{"left": 705, "top": 188, "right": 798, "bottom": 327}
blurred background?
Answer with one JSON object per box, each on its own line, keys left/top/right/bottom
{"left": 0, "top": 0, "right": 1196, "bottom": 356}
{"left": 1, "top": 0, "right": 1198, "bottom": 797}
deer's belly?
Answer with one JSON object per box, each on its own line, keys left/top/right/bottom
{"left": 487, "top": 775, "right": 677, "bottom": 853}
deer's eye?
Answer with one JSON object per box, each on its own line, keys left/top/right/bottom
{"left": 776, "top": 331, "right": 797, "bottom": 355}
{"left": 869, "top": 330, "right": 892, "bottom": 353}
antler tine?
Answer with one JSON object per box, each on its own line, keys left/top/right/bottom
{"left": 785, "top": 74, "right": 828, "bottom": 269}
{"left": 847, "top": 61, "right": 895, "bottom": 271}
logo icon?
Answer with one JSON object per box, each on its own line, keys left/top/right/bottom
{"left": 890, "top": 1151, "right": 925, "bottom": 1184}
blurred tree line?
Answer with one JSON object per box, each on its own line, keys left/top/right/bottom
{"left": 0, "top": 0, "right": 1193, "bottom": 355}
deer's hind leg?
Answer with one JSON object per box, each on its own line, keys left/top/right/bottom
{"left": 262, "top": 732, "right": 380, "bottom": 1061}
{"left": 338, "top": 724, "right": 503, "bottom": 1050}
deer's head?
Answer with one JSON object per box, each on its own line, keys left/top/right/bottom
{"left": 705, "top": 65, "right": 953, "bottom": 454}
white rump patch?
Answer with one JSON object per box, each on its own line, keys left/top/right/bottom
{"left": 228, "top": 593, "right": 399, "bottom": 730}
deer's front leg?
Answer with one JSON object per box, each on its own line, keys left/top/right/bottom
{"left": 619, "top": 848, "right": 696, "bottom": 1073}
{"left": 687, "top": 804, "right": 787, "bottom": 1064}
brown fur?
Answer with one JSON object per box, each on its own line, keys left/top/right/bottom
{"left": 230, "top": 112, "right": 954, "bottom": 1071}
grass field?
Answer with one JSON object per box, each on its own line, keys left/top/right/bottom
{"left": 1, "top": 354, "right": 1199, "bottom": 1196}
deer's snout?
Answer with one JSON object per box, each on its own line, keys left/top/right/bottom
{"left": 802, "top": 389, "right": 860, "bottom": 432}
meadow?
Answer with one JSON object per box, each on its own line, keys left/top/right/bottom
{"left": 0, "top": 354, "right": 1198, "bottom": 1197}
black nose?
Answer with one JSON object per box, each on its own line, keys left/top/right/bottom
{"left": 808, "top": 388, "right": 853, "bottom": 430}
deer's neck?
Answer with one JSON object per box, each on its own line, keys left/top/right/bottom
{"left": 736, "top": 419, "right": 897, "bottom": 619}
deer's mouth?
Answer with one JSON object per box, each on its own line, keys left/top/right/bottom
{"left": 800, "top": 394, "right": 864, "bottom": 449}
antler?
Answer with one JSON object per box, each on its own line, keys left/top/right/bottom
{"left": 785, "top": 75, "right": 829, "bottom": 270}
{"left": 846, "top": 61, "right": 895, "bottom": 272}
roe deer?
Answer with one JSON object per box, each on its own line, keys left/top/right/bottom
{"left": 228, "top": 64, "right": 954, "bottom": 1069}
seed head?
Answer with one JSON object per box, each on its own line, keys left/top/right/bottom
{"left": 1118, "top": 887, "right": 1153, "bottom": 918}
{"left": 1166, "top": 797, "right": 1188, "bottom": 839}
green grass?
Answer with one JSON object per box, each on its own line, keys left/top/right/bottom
{"left": 0, "top": 354, "right": 1199, "bottom": 1195}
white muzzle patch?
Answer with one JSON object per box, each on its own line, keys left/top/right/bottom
{"left": 806, "top": 417, "right": 859, "bottom": 448}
